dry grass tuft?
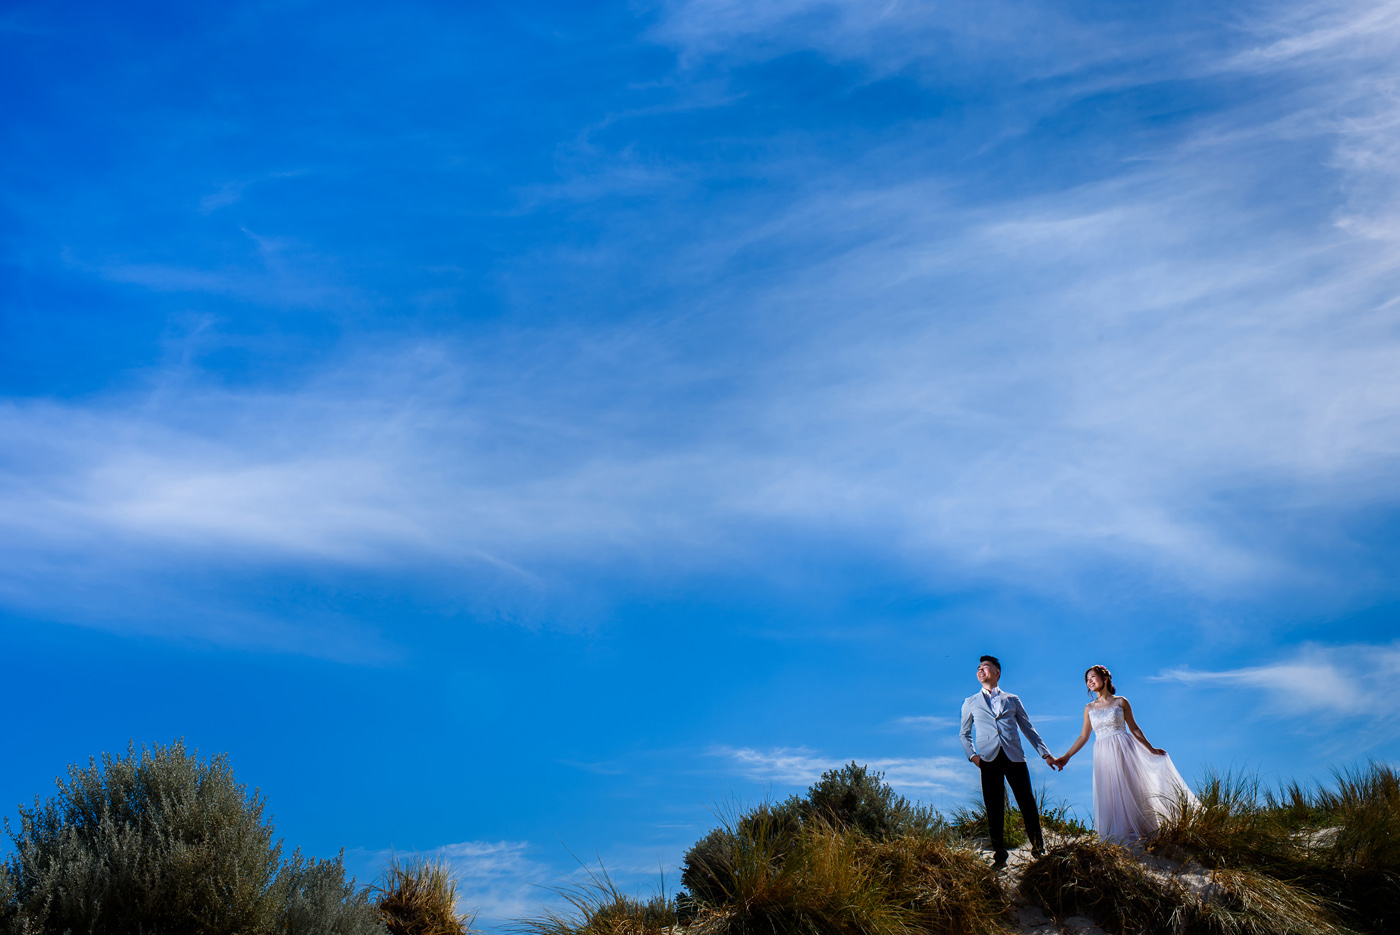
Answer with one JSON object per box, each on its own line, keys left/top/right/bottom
{"left": 1149, "top": 770, "right": 1299, "bottom": 873}
{"left": 856, "top": 832, "right": 1011, "bottom": 935}
{"left": 1198, "top": 868, "right": 1353, "bottom": 935}
{"left": 688, "top": 820, "right": 914, "bottom": 935}
{"left": 1022, "top": 840, "right": 1355, "bottom": 935}
{"left": 513, "top": 864, "right": 677, "bottom": 935}
{"left": 680, "top": 815, "right": 1012, "bottom": 935}
{"left": 378, "top": 857, "right": 474, "bottom": 935}
{"left": 1020, "top": 839, "right": 1191, "bottom": 934}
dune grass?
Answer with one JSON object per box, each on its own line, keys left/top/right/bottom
{"left": 679, "top": 818, "right": 1010, "bottom": 935}
{"left": 1143, "top": 762, "right": 1399, "bottom": 934}
{"left": 377, "top": 857, "right": 474, "bottom": 935}
{"left": 1021, "top": 840, "right": 1353, "bottom": 935}
{"left": 513, "top": 864, "right": 678, "bottom": 935}
{"left": 948, "top": 789, "right": 1093, "bottom": 849}
{"left": 1021, "top": 839, "right": 1192, "bottom": 934}
{"left": 514, "top": 762, "right": 1397, "bottom": 935}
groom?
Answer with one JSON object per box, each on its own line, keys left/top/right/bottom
{"left": 959, "top": 654, "right": 1057, "bottom": 868}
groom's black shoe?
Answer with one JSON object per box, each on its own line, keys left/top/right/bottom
{"left": 1030, "top": 845, "right": 1045, "bottom": 860}
{"left": 990, "top": 853, "right": 1008, "bottom": 871}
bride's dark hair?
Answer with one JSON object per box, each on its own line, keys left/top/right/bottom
{"left": 1084, "top": 665, "right": 1115, "bottom": 695}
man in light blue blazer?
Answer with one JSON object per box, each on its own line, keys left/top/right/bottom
{"left": 959, "top": 654, "right": 1058, "bottom": 868}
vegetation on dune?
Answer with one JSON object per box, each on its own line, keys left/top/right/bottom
{"left": 0, "top": 740, "right": 385, "bottom": 935}
{"left": 1021, "top": 839, "right": 1349, "bottom": 935}
{"left": 377, "top": 857, "right": 475, "bottom": 935}
{"left": 671, "top": 763, "right": 1012, "bottom": 935}
{"left": 0, "top": 744, "right": 1394, "bottom": 935}
{"left": 949, "top": 788, "right": 1093, "bottom": 848}
{"left": 1146, "top": 762, "right": 1400, "bottom": 935}
{"left": 539, "top": 761, "right": 1397, "bottom": 935}
{"left": 0, "top": 741, "right": 478, "bottom": 935}
{"left": 1021, "top": 838, "right": 1192, "bottom": 933}
{"left": 512, "top": 865, "right": 677, "bottom": 935}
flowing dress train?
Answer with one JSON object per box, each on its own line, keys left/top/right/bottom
{"left": 1089, "top": 697, "right": 1198, "bottom": 845}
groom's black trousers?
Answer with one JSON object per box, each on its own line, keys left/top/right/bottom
{"left": 978, "top": 752, "right": 1043, "bottom": 859}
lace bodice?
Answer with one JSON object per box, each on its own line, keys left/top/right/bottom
{"left": 1089, "top": 699, "right": 1127, "bottom": 737}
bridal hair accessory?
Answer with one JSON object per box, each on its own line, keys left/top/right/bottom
{"left": 1091, "top": 665, "right": 1112, "bottom": 681}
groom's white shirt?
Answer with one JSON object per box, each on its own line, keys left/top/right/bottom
{"left": 959, "top": 687, "right": 1051, "bottom": 763}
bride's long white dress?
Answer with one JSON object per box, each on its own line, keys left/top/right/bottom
{"left": 1090, "top": 697, "right": 1198, "bottom": 844}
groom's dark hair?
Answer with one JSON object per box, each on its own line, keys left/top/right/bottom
{"left": 979, "top": 654, "right": 1001, "bottom": 672}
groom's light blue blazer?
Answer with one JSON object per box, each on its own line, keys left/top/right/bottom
{"left": 959, "top": 689, "right": 1052, "bottom": 763}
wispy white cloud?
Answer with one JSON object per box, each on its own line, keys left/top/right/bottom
{"left": 1153, "top": 642, "right": 1400, "bottom": 722}
{"left": 712, "top": 745, "right": 973, "bottom": 795}
{"left": 892, "top": 715, "right": 954, "bottom": 730}
{"left": 5, "top": 0, "right": 1400, "bottom": 652}
{"left": 649, "top": 0, "right": 1126, "bottom": 81}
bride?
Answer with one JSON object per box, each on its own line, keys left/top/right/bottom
{"left": 1053, "top": 665, "right": 1198, "bottom": 844}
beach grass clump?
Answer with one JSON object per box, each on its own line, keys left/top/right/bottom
{"left": 681, "top": 763, "right": 946, "bottom": 907}
{"left": 1020, "top": 839, "right": 1191, "bottom": 934}
{"left": 1022, "top": 842, "right": 1348, "bottom": 935}
{"left": 681, "top": 801, "right": 805, "bottom": 906}
{"left": 1313, "top": 762, "right": 1400, "bottom": 873}
{"left": 377, "top": 857, "right": 474, "bottom": 935}
{"left": 514, "top": 865, "right": 677, "bottom": 935}
{"left": 1143, "top": 763, "right": 1398, "bottom": 934}
{"left": 0, "top": 740, "right": 382, "bottom": 935}
{"left": 1148, "top": 770, "right": 1300, "bottom": 874}
{"left": 947, "top": 786, "right": 1087, "bottom": 848}
{"left": 1036, "top": 794, "right": 1093, "bottom": 839}
{"left": 681, "top": 807, "right": 1009, "bottom": 935}
{"left": 1302, "top": 763, "right": 1400, "bottom": 935}
{"left": 1194, "top": 867, "right": 1353, "bottom": 935}
{"left": 949, "top": 798, "right": 1028, "bottom": 850}
{"left": 854, "top": 830, "right": 1011, "bottom": 935}
{"left": 685, "top": 821, "right": 918, "bottom": 935}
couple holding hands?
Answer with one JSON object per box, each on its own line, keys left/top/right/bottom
{"left": 959, "top": 654, "right": 1197, "bottom": 869}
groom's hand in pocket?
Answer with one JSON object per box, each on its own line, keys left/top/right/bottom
{"left": 970, "top": 755, "right": 983, "bottom": 767}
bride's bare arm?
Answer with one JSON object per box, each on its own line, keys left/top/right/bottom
{"left": 1055, "top": 707, "right": 1093, "bottom": 766}
{"left": 1121, "top": 699, "right": 1166, "bottom": 755}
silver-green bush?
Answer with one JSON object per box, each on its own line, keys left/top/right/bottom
{"left": 1, "top": 740, "right": 383, "bottom": 935}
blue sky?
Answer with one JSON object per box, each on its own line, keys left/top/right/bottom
{"left": 3, "top": 0, "right": 1400, "bottom": 924}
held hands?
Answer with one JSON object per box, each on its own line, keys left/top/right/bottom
{"left": 1051, "top": 755, "right": 1070, "bottom": 770}
{"left": 1043, "top": 753, "right": 1062, "bottom": 772}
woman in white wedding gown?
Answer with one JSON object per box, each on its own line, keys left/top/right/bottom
{"left": 1053, "top": 665, "right": 1198, "bottom": 845}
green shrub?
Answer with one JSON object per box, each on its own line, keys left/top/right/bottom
{"left": 282, "top": 853, "right": 387, "bottom": 935}
{"left": 801, "top": 762, "right": 941, "bottom": 840}
{"left": 681, "top": 763, "right": 945, "bottom": 905}
{"left": 4, "top": 740, "right": 289, "bottom": 935}
{"left": 1, "top": 740, "right": 383, "bottom": 935}
{"left": 377, "top": 857, "right": 473, "bottom": 935}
